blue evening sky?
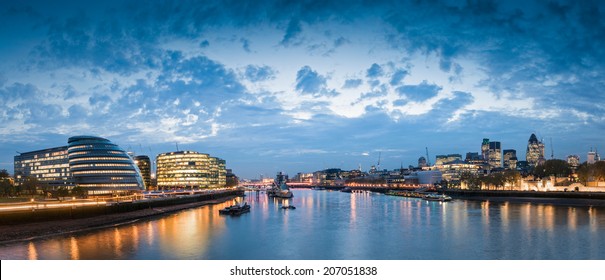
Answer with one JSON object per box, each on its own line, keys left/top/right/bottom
{"left": 1, "top": 0, "right": 604, "bottom": 179}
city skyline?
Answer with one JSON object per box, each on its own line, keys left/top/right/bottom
{"left": 1, "top": 0, "right": 604, "bottom": 178}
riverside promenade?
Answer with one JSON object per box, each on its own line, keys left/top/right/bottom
{"left": 0, "top": 189, "right": 244, "bottom": 243}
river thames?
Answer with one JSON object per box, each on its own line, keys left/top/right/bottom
{"left": 0, "top": 189, "right": 604, "bottom": 259}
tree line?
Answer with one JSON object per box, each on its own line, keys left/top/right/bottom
{"left": 0, "top": 169, "right": 86, "bottom": 198}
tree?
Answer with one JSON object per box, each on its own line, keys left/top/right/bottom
{"left": 71, "top": 186, "right": 87, "bottom": 198}
{"left": 0, "top": 169, "right": 14, "bottom": 196}
{"left": 22, "top": 176, "right": 40, "bottom": 196}
{"left": 576, "top": 162, "right": 591, "bottom": 185}
{"left": 54, "top": 187, "right": 69, "bottom": 198}
{"left": 593, "top": 161, "right": 605, "bottom": 182}
{"left": 503, "top": 170, "right": 521, "bottom": 190}
{"left": 534, "top": 159, "right": 571, "bottom": 178}
{"left": 0, "top": 179, "right": 14, "bottom": 197}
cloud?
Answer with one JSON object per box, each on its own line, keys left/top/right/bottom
{"left": 389, "top": 69, "right": 408, "bottom": 85}
{"left": 342, "top": 79, "right": 362, "bottom": 89}
{"left": 244, "top": 65, "right": 276, "bottom": 82}
{"left": 240, "top": 38, "right": 251, "bottom": 52}
{"left": 396, "top": 81, "right": 442, "bottom": 102}
{"left": 295, "top": 65, "right": 328, "bottom": 96}
{"left": 366, "top": 63, "right": 384, "bottom": 78}
{"left": 281, "top": 19, "right": 303, "bottom": 46}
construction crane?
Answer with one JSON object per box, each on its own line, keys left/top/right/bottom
{"left": 550, "top": 138, "right": 554, "bottom": 159}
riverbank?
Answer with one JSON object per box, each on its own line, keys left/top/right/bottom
{"left": 444, "top": 189, "right": 605, "bottom": 207}
{"left": 0, "top": 195, "right": 238, "bottom": 245}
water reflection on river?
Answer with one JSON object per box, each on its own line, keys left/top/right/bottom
{"left": 1, "top": 189, "right": 604, "bottom": 259}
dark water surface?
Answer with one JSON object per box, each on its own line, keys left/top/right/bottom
{"left": 1, "top": 189, "right": 604, "bottom": 259}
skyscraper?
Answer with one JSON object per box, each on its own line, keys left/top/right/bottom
{"left": 526, "top": 133, "right": 545, "bottom": 167}
{"left": 503, "top": 149, "right": 517, "bottom": 170}
{"left": 488, "top": 141, "right": 502, "bottom": 168}
{"left": 481, "top": 138, "right": 490, "bottom": 161}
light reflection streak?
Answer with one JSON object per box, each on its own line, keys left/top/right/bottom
{"left": 113, "top": 228, "right": 122, "bottom": 258}
{"left": 69, "top": 237, "right": 79, "bottom": 260}
{"left": 27, "top": 242, "right": 37, "bottom": 260}
{"left": 146, "top": 222, "right": 154, "bottom": 246}
{"left": 567, "top": 207, "right": 577, "bottom": 231}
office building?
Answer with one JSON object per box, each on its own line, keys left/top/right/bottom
{"left": 481, "top": 138, "right": 490, "bottom": 161}
{"left": 14, "top": 146, "right": 72, "bottom": 189}
{"left": 14, "top": 136, "right": 145, "bottom": 195}
{"left": 503, "top": 149, "right": 517, "bottom": 170}
{"left": 156, "top": 150, "right": 226, "bottom": 189}
{"left": 488, "top": 141, "right": 502, "bottom": 168}
{"left": 134, "top": 155, "right": 152, "bottom": 190}
{"left": 526, "top": 133, "right": 545, "bottom": 167}
{"left": 435, "top": 154, "right": 462, "bottom": 166}
{"left": 68, "top": 136, "right": 145, "bottom": 195}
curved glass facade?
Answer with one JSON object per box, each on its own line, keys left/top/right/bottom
{"left": 68, "top": 136, "right": 145, "bottom": 195}
{"left": 134, "top": 155, "right": 151, "bottom": 190}
{"left": 156, "top": 151, "right": 226, "bottom": 189}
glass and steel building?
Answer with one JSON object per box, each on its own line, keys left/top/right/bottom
{"left": 481, "top": 138, "right": 490, "bottom": 161}
{"left": 68, "top": 136, "right": 145, "bottom": 195}
{"left": 503, "top": 149, "right": 518, "bottom": 170}
{"left": 14, "top": 146, "right": 73, "bottom": 189}
{"left": 526, "top": 134, "right": 545, "bottom": 167}
{"left": 134, "top": 155, "right": 152, "bottom": 190}
{"left": 488, "top": 141, "right": 502, "bottom": 168}
{"left": 156, "top": 151, "right": 226, "bottom": 189}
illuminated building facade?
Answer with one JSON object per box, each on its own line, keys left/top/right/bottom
{"left": 567, "top": 155, "right": 580, "bottom": 170}
{"left": 14, "top": 146, "right": 73, "bottom": 189}
{"left": 503, "top": 149, "right": 517, "bottom": 170}
{"left": 587, "top": 149, "right": 600, "bottom": 164}
{"left": 14, "top": 136, "right": 145, "bottom": 195}
{"left": 436, "top": 159, "right": 481, "bottom": 183}
{"left": 68, "top": 136, "right": 145, "bottom": 195}
{"left": 481, "top": 138, "right": 490, "bottom": 161}
{"left": 156, "top": 151, "right": 226, "bottom": 189}
{"left": 134, "top": 155, "right": 151, "bottom": 190}
{"left": 488, "top": 141, "right": 502, "bottom": 168}
{"left": 435, "top": 154, "right": 462, "bottom": 166}
{"left": 526, "top": 133, "right": 545, "bottom": 167}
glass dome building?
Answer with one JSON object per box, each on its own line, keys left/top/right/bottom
{"left": 68, "top": 136, "right": 145, "bottom": 195}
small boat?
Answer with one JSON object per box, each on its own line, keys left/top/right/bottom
{"left": 281, "top": 205, "right": 296, "bottom": 209}
{"left": 219, "top": 202, "right": 251, "bottom": 215}
{"left": 422, "top": 193, "right": 452, "bottom": 202}
{"left": 340, "top": 187, "right": 352, "bottom": 193}
{"left": 311, "top": 186, "right": 326, "bottom": 190}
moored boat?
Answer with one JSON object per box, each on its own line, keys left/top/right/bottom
{"left": 219, "top": 202, "right": 251, "bottom": 215}
{"left": 422, "top": 193, "right": 452, "bottom": 202}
